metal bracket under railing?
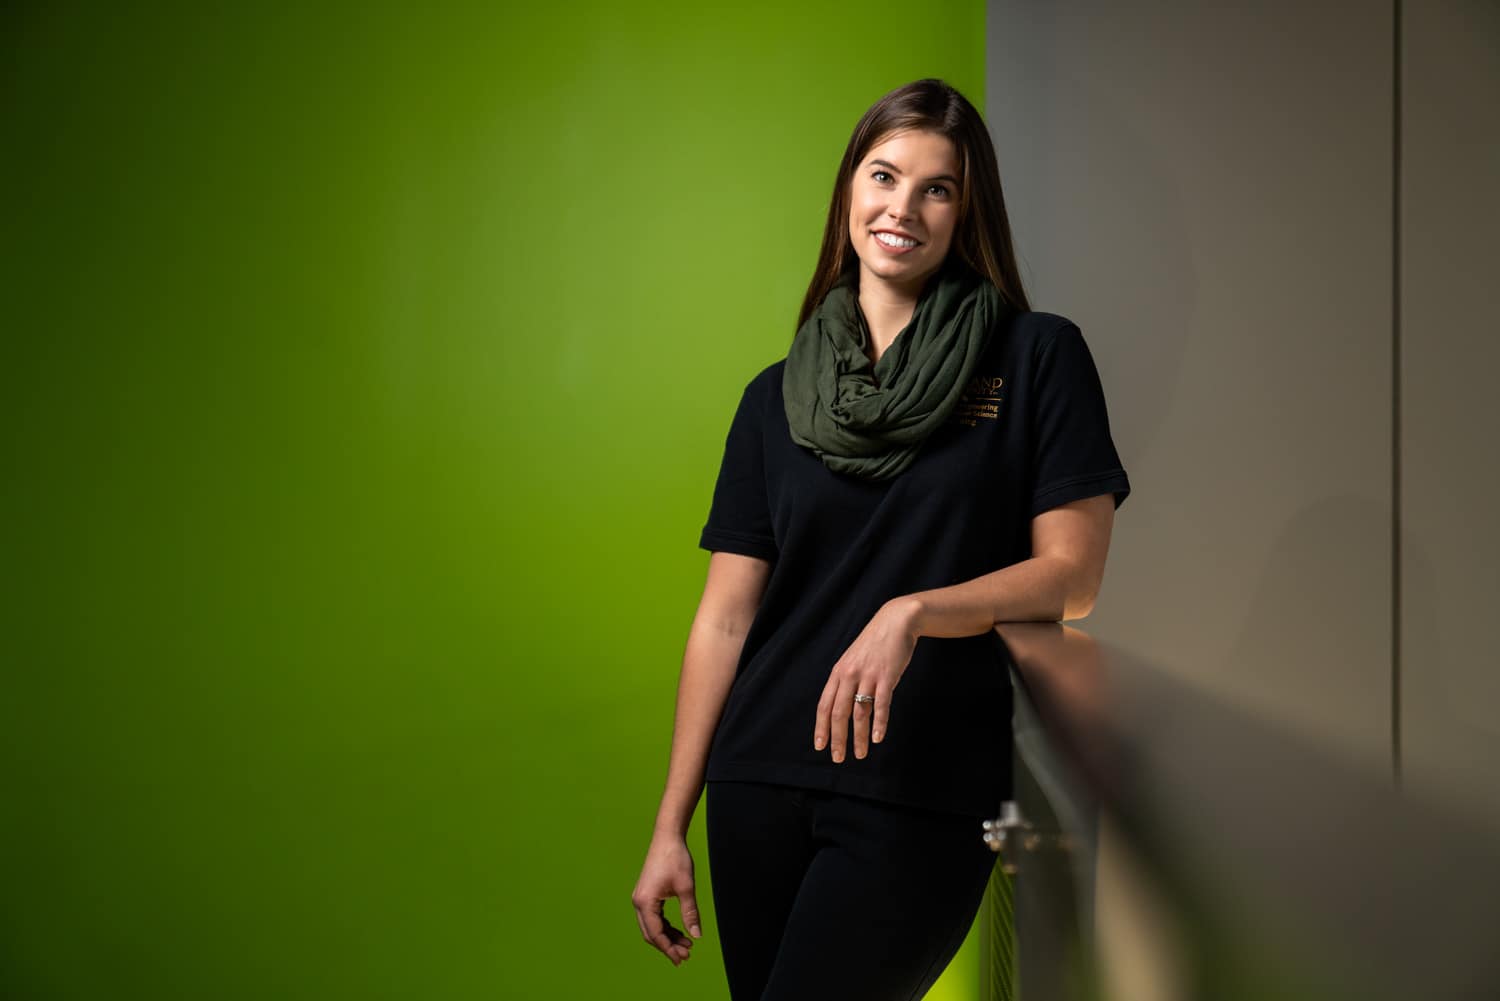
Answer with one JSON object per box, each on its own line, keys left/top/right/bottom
{"left": 982, "top": 800, "right": 1075, "bottom": 874}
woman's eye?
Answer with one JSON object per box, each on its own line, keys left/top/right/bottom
{"left": 872, "top": 170, "right": 893, "bottom": 183}
{"left": 928, "top": 185, "right": 950, "bottom": 198}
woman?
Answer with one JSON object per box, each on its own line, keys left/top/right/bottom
{"left": 631, "top": 78, "right": 1130, "bottom": 1000}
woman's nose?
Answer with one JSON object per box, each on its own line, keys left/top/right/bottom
{"left": 887, "top": 189, "right": 919, "bottom": 221}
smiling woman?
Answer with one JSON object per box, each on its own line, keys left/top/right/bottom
{"left": 632, "top": 78, "right": 1132, "bottom": 1001}
{"left": 848, "top": 130, "right": 962, "bottom": 321}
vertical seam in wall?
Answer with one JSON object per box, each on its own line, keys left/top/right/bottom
{"left": 1391, "top": 0, "right": 1403, "bottom": 788}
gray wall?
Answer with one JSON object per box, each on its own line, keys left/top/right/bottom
{"left": 988, "top": 0, "right": 1498, "bottom": 815}
{"left": 1399, "top": 1, "right": 1500, "bottom": 818}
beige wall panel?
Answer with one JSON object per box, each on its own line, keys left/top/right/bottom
{"left": 1399, "top": 0, "right": 1500, "bottom": 821}
{"left": 987, "top": 2, "right": 1394, "bottom": 765}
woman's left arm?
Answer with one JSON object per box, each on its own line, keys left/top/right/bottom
{"left": 813, "top": 493, "right": 1116, "bottom": 761}
{"left": 902, "top": 492, "right": 1116, "bottom": 631}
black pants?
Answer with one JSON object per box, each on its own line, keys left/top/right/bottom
{"left": 704, "top": 779, "right": 997, "bottom": 1001}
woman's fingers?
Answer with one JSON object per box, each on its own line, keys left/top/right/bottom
{"left": 658, "top": 908, "right": 694, "bottom": 962}
{"left": 635, "top": 897, "right": 694, "bottom": 965}
{"left": 679, "top": 885, "right": 703, "bottom": 940}
{"left": 816, "top": 674, "right": 894, "bottom": 762}
{"left": 632, "top": 851, "right": 698, "bottom": 966}
{"left": 633, "top": 897, "right": 674, "bottom": 963}
{"left": 813, "top": 673, "right": 838, "bottom": 752}
{"left": 816, "top": 606, "right": 913, "bottom": 761}
{"left": 871, "top": 678, "right": 890, "bottom": 744}
{"left": 852, "top": 679, "right": 893, "bottom": 758}
{"left": 827, "top": 675, "right": 853, "bottom": 762}
{"left": 850, "top": 685, "right": 870, "bottom": 759}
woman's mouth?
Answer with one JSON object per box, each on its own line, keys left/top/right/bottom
{"left": 873, "top": 230, "right": 921, "bottom": 254}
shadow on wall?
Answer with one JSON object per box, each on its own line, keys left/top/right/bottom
{"left": 1221, "top": 493, "right": 1390, "bottom": 763}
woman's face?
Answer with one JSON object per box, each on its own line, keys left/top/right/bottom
{"left": 846, "top": 129, "right": 961, "bottom": 298}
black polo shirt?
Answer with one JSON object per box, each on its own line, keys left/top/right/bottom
{"left": 699, "top": 311, "right": 1130, "bottom": 818}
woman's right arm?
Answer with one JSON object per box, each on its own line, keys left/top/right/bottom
{"left": 632, "top": 551, "right": 772, "bottom": 966}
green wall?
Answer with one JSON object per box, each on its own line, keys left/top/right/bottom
{"left": 1, "top": 4, "right": 986, "bottom": 998}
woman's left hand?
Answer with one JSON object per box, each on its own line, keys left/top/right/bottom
{"left": 813, "top": 598, "right": 921, "bottom": 763}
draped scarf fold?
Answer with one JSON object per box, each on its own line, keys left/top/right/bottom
{"left": 782, "top": 263, "right": 1004, "bottom": 480}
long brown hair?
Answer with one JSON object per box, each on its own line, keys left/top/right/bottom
{"left": 796, "top": 79, "right": 1031, "bottom": 331}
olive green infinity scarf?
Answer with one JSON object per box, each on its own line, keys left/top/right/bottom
{"left": 783, "top": 263, "right": 1004, "bottom": 481}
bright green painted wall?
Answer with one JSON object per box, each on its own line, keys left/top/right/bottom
{"left": 2, "top": 4, "right": 985, "bottom": 998}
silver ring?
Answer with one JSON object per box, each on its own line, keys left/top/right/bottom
{"left": 853, "top": 693, "right": 875, "bottom": 705}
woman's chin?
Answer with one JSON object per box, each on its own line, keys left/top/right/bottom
{"left": 859, "top": 258, "right": 936, "bottom": 293}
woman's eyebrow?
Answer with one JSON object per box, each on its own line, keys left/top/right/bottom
{"left": 868, "top": 158, "right": 959, "bottom": 185}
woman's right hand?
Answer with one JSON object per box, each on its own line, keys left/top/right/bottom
{"left": 631, "top": 834, "right": 703, "bottom": 966}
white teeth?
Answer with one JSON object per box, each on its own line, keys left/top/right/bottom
{"left": 875, "top": 231, "right": 918, "bottom": 248}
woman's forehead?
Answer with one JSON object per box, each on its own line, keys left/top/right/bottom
{"left": 861, "top": 129, "right": 960, "bottom": 173}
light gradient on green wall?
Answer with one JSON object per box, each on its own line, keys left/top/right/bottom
{"left": 1, "top": 3, "right": 987, "bottom": 998}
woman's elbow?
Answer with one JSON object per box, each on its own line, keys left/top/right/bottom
{"left": 1060, "top": 568, "right": 1104, "bottom": 621}
{"left": 1060, "top": 595, "right": 1095, "bottom": 622}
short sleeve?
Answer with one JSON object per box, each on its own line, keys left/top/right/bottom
{"left": 699, "top": 373, "right": 779, "bottom": 562}
{"left": 1029, "top": 323, "right": 1132, "bottom": 517}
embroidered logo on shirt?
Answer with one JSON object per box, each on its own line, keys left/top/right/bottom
{"left": 952, "top": 374, "right": 1004, "bottom": 426}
